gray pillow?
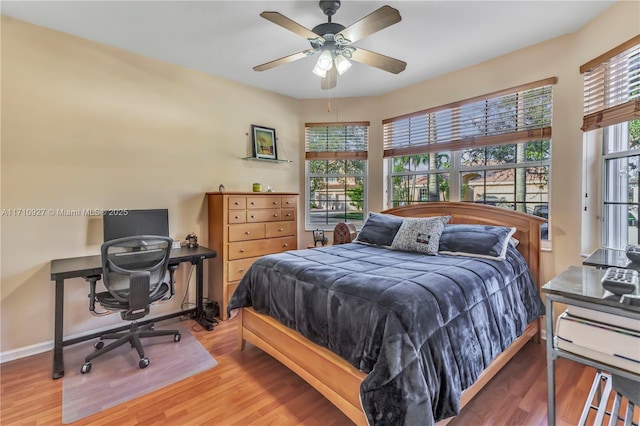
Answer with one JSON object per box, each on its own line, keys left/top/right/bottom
{"left": 438, "top": 224, "right": 516, "bottom": 260}
{"left": 390, "top": 216, "right": 450, "bottom": 255}
{"left": 354, "top": 212, "right": 404, "bottom": 247}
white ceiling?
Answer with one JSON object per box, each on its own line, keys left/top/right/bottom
{"left": 1, "top": 0, "right": 616, "bottom": 99}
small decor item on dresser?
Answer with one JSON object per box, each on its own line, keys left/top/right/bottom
{"left": 218, "top": 184, "right": 225, "bottom": 193}
{"left": 267, "top": 185, "right": 275, "bottom": 192}
{"left": 252, "top": 182, "right": 262, "bottom": 192}
{"left": 313, "top": 229, "right": 328, "bottom": 247}
{"left": 185, "top": 233, "right": 199, "bottom": 248}
{"left": 251, "top": 125, "right": 277, "bottom": 160}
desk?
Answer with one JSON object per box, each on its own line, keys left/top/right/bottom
{"left": 50, "top": 245, "right": 216, "bottom": 379}
{"left": 542, "top": 266, "right": 640, "bottom": 425}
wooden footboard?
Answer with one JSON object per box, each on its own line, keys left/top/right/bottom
{"left": 239, "top": 308, "right": 368, "bottom": 425}
{"left": 239, "top": 307, "right": 539, "bottom": 425}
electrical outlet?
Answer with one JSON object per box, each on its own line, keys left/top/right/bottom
{"left": 172, "top": 241, "right": 182, "bottom": 249}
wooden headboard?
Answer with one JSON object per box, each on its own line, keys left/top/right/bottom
{"left": 382, "top": 202, "right": 546, "bottom": 289}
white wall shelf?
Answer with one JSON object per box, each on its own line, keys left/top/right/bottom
{"left": 242, "top": 157, "right": 293, "bottom": 163}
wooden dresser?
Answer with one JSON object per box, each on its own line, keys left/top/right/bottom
{"left": 206, "top": 192, "right": 298, "bottom": 319}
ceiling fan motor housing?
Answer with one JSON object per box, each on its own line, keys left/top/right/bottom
{"left": 312, "top": 22, "right": 346, "bottom": 37}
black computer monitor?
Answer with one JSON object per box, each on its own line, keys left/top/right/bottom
{"left": 103, "top": 209, "right": 169, "bottom": 242}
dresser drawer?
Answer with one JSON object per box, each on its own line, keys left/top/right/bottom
{"left": 281, "top": 208, "right": 296, "bottom": 221}
{"left": 247, "top": 209, "right": 282, "bottom": 223}
{"left": 266, "top": 221, "right": 296, "bottom": 238}
{"left": 281, "top": 197, "right": 296, "bottom": 208}
{"left": 228, "top": 211, "right": 246, "bottom": 224}
{"left": 228, "top": 236, "right": 297, "bottom": 260}
{"left": 228, "top": 257, "right": 257, "bottom": 282}
{"left": 247, "top": 196, "right": 280, "bottom": 209}
{"left": 228, "top": 223, "right": 265, "bottom": 242}
{"left": 229, "top": 197, "right": 246, "bottom": 210}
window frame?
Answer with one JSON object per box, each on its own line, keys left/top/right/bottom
{"left": 304, "top": 122, "right": 369, "bottom": 231}
{"left": 581, "top": 36, "right": 640, "bottom": 250}
{"left": 600, "top": 120, "right": 640, "bottom": 249}
{"left": 384, "top": 79, "right": 554, "bottom": 242}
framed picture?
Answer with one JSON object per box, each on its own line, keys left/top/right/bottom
{"left": 252, "top": 125, "right": 277, "bottom": 160}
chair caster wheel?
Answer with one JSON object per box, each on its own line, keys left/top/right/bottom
{"left": 81, "top": 362, "right": 92, "bottom": 374}
{"left": 174, "top": 333, "right": 181, "bottom": 342}
{"left": 94, "top": 340, "right": 104, "bottom": 350}
{"left": 139, "top": 358, "right": 150, "bottom": 369}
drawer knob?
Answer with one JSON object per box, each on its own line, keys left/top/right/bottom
{"left": 235, "top": 216, "right": 240, "bottom": 219}
{"left": 283, "top": 244, "right": 288, "bottom": 248}
{"left": 286, "top": 213, "right": 291, "bottom": 217}
{"left": 250, "top": 202, "right": 255, "bottom": 205}
{"left": 239, "top": 269, "right": 244, "bottom": 273}
{"left": 273, "top": 214, "right": 279, "bottom": 217}
{"left": 234, "top": 202, "right": 240, "bottom": 205}
{"left": 251, "top": 215, "right": 255, "bottom": 218}
{"left": 240, "top": 249, "right": 245, "bottom": 253}
{"left": 279, "top": 228, "right": 284, "bottom": 232}
{"left": 245, "top": 231, "right": 250, "bottom": 235}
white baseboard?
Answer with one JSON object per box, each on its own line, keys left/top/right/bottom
{"left": 0, "top": 315, "right": 183, "bottom": 364}
{"left": 0, "top": 341, "right": 53, "bottom": 364}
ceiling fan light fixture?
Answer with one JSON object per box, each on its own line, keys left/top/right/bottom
{"left": 315, "top": 49, "right": 334, "bottom": 72}
{"left": 312, "top": 63, "right": 328, "bottom": 78}
{"left": 334, "top": 54, "right": 351, "bottom": 75}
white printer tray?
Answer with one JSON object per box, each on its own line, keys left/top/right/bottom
{"left": 555, "top": 310, "right": 640, "bottom": 374}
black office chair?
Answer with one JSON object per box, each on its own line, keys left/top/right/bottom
{"left": 81, "top": 235, "right": 181, "bottom": 374}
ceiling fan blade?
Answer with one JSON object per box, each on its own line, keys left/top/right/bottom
{"left": 254, "top": 49, "right": 316, "bottom": 72}
{"left": 336, "top": 5, "right": 401, "bottom": 44}
{"left": 350, "top": 48, "right": 407, "bottom": 74}
{"left": 321, "top": 67, "right": 337, "bottom": 90}
{"left": 260, "top": 11, "right": 319, "bottom": 40}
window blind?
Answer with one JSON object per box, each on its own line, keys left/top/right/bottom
{"left": 382, "top": 77, "right": 556, "bottom": 158}
{"left": 581, "top": 35, "right": 640, "bottom": 132}
{"left": 305, "top": 122, "right": 369, "bottom": 160}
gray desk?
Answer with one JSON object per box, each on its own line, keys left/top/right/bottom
{"left": 50, "top": 245, "right": 216, "bottom": 379}
{"left": 542, "top": 266, "right": 640, "bottom": 425}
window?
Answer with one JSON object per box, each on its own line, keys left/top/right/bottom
{"left": 581, "top": 35, "right": 640, "bottom": 249}
{"left": 602, "top": 120, "right": 640, "bottom": 249}
{"left": 384, "top": 79, "right": 554, "bottom": 240}
{"left": 305, "top": 122, "right": 368, "bottom": 230}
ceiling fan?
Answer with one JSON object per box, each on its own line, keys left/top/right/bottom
{"left": 253, "top": 0, "right": 407, "bottom": 90}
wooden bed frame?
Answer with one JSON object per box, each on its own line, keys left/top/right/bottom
{"left": 237, "top": 202, "right": 546, "bottom": 425}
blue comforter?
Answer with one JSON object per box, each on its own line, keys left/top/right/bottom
{"left": 228, "top": 243, "right": 544, "bottom": 425}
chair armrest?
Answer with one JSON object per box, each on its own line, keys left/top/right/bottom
{"left": 85, "top": 275, "right": 111, "bottom": 316}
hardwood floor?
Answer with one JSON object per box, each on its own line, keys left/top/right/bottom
{"left": 0, "top": 317, "right": 635, "bottom": 425}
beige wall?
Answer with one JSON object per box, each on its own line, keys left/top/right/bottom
{"left": 1, "top": 17, "right": 302, "bottom": 356}
{"left": 1, "top": 1, "right": 638, "bottom": 357}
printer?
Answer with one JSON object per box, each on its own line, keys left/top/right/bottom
{"left": 555, "top": 305, "right": 640, "bottom": 374}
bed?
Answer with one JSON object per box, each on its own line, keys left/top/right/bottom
{"left": 228, "top": 202, "right": 546, "bottom": 425}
